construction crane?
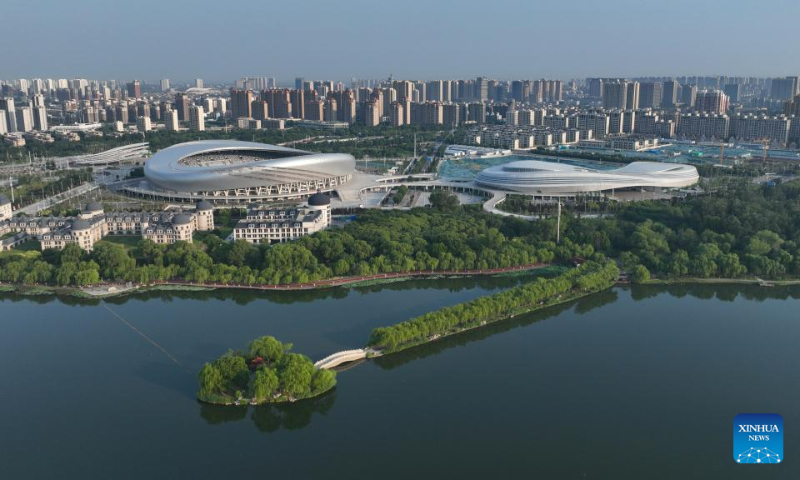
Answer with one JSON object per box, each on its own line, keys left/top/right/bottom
{"left": 759, "top": 138, "right": 770, "bottom": 166}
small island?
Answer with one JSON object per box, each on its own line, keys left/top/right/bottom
{"left": 197, "top": 336, "right": 336, "bottom": 405}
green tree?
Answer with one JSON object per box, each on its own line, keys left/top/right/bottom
{"left": 630, "top": 264, "right": 651, "bottom": 283}
{"left": 92, "top": 242, "right": 135, "bottom": 280}
{"left": 198, "top": 363, "right": 223, "bottom": 398}
{"left": 310, "top": 369, "right": 337, "bottom": 395}
{"left": 248, "top": 336, "right": 290, "bottom": 364}
{"left": 277, "top": 353, "right": 315, "bottom": 398}
{"left": 429, "top": 190, "right": 460, "bottom": 212}
{"left": 212, "top": 353, "right": 250, "bottom": 392}
{"left": 250, "top": 368, "right": 279, "bottom": 401}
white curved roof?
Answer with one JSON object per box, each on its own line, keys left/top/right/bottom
{"left": 144, "top": 140, "right": 355, "bottom": 192}
{"left": 475, "top": 160, "right": 698, "bottom": 194}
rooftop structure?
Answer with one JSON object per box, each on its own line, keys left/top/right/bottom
{"left": 475, "top": 160, "right": 698, "bottom": 195}
{"left": 130, "top": 140, "right": 355, "bottom": 203}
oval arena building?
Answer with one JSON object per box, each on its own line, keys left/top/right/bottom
{"left": 475, "top": 159, "right": 699, "bottom": 195}
{"left": 127, "top": 140, "right": 355, "bottom": 202}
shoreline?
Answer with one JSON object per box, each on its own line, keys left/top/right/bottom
{"left": 0, "top": 263, "right": 553, "bottom": 299}
{"left": 640, "top": 277, "right": 800, "bottom": 286}
{"left": 198, "top": 384, "right": 336, "bottom": 407}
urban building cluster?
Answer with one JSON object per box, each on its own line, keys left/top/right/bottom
{"left": 1, "top": 75, "right": 799, "bottom": 148}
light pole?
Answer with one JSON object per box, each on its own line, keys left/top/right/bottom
{"left": 556, "top": 200, "right": 562, "bottom": 244}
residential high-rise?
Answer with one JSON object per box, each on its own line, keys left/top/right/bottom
{"left": 510, "top": 80, "right": 524, "bottom": 102}
{"left": 175, "top": 92, "right": 191, "bottom": 121}
{"left": 626, "top": 82, "right": 640, "bottom": 109}
{"left": 324, "top": 98, "right": 338, "bottom": 122}
{"left": 165, "top": 109, "right": 179, "bottom": 131}
{"left": 677, "top": 113, "right": 729, "bottom": 140}
{"left": 640, "top": 82, "right": 663, "bottom": 108}
{"left": 33, "top": 105, "right": 47, "bottom": 131}
{"left": 16, "top": 107, "right": 34, "bottom": 132}
{"left": 770, "top": 77, "right": 799, "bottom": 100}
{"left": 189, "top": 105, "right": 205, "bottom": 131}
{"left": 663, "top": 80, "right": 679, "bottom": 107}
{"left": 295, "top": 77, "right": 304, "bottom": 90}
{"left": 364, "top": 101, "right": 380, "bottom": 127}
{"left": 305, "top": 99, "right": 324, "bottom": 121}
{"left": 443, "top": 103, "right": 460, "bottom": 127}
{"left": 468, "top": 103, "right": 487, "bottom": 123}
{"left": 695, "top": 90, "right": 729, "bottom": 114}
{"left": 393, "top": 81, "right": 414, "bottom": 103}
{"left": 127, "top": 80, "right": 141, "bottom": 99}
{"left": 137, "top": 116, "right": 152, "bottom": 132}
{"left": 1, "top": 98, "right": 17, "bottom": 132}
{"left": 427, "top": 80, "right": 444, "bottom": 101}
{"left": 681, "top": 84, "right": 697, "bottom": 107}
{"left": 390, "top": 102, "right": 404, "bottom": 127}
{"left": 729, "top": 114, "right": 790, "bottom": 145}
{"left": 229, "top": 88, "right": 253, "bottom": 119}
{"left": 602, "top": 80, "right": 628, "bottom": 110}
{"left": 160, "top": 79, "right": 170, "bottom": 92}
{"left": 251, "top": 100, "right": 269, "bottom": 121}
{"left": 194, "top": 79, "right": 204, "bottom": 89}
{"left": 289, "top": 89, "right": 305, "bottom": 119}
{"left": 723, "top": 83, "right": 741, "bottom": 103}
{"left": 476, "top": 77, "right": 489, "bottom": 102}
{"left": 785, "top": 94, "right": 800, "bottom": 117}
{"left": 588, "top": 78, "right": 604, "bottom": 99}
{"left": 263, "top": 89, "right": 292, "bottom": 118}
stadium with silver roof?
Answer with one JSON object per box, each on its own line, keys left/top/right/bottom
{"left": 125, "top": 140, "right": 356, "bottom": 202}
{"left": 475, "top": 160, "right": 699, "bottom": 195}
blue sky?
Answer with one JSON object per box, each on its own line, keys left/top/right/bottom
{"left": 4, "top": 0, "right": 799, "bottom": 83}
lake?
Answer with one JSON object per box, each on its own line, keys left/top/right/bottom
{"left": 0, "top": 279, "right": 797, "bottom": 479}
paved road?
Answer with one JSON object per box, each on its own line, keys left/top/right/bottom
{"left": 15, "top": 181, "right": 100, "bottom": 215}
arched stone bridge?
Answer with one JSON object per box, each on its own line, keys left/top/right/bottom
{"left": 314, "top": 348, "right": 380, "bottom": 369}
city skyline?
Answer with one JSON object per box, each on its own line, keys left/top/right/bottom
{"left": 4, "top": 0, "right": 800, "bottom": 81}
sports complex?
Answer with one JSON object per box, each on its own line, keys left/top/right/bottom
{"left": 474, "top": 159, "right": 699, "bottom": 195}
{"left": 124, "top": 140, "right": 356, "bottom": 202}
{"left": 123, "top": 140, "right": 700, "bottom": 209}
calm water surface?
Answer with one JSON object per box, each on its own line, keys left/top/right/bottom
{"left": 0, "top": 278, "right": 798, "bottom": 479}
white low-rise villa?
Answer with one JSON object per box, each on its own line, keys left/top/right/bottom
{"left": 0, "top": 201, "right": 215, "bottom": 252}
{"left": 233, "top": 192, "right": 332, "bottom": 244}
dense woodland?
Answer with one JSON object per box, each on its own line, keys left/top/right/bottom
{"left": 563, "top": 181, "right": 800, "bottom": 280}
{"left": 197, "top": 336, "right": 336, "bottom": 404}
{"left": 2, "top": 181, "right": 800, "bottom": 288}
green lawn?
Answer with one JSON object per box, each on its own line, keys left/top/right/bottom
{"left": 0, "top": 240, "right": 42, "bottom": 259}
{"left": 98, "top": 236, "right": 142, "bottom": 250}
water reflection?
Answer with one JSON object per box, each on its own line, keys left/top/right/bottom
{"left": 0, "top": 272, "right": 545, "bottom": 308}
{"left": 628, "top": 283, "right": 800, "bottom": 302}
{"left": 198, "top": 390, "right": 337, "bottom": 431}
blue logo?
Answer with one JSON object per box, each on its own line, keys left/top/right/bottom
{"left": 734, "top": 413, "right": 783, "bottom": 464}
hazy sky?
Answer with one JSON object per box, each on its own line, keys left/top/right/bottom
{"left": 5, "top": 0, "right": 799, "bottom": 84}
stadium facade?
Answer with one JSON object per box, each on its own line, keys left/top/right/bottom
{"left": 126, "top": 140, "right": 355, "bottom": 202}
{"left": 474, "top": 160, "right": 699, "bottom": 195}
